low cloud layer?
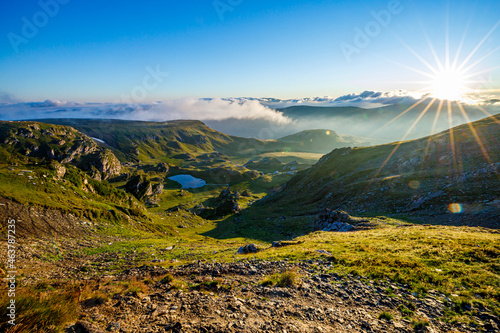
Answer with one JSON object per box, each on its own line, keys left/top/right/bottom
{"left": 0, "top": 98, "right": 292, "bottom": 125}
{"left": 258, "top": 90, "right": 500, "bottom": 109}
{"left": 247, "top": 90, "right": 425, "bottom": 109}
{"left": 130, "top": 98, "right": 291, "bottom": 124}
{"left": 332, "top": 90, "right": 423, "bottom": 106}
{"left": 1, "top": 92, "right": 497, "bottom": 140}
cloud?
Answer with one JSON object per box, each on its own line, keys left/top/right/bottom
{"left": 0, "top": 98, "right": 292, "bottom": 125}
{"left": 258, "top": 90, "right": 500, "bottom": 109}
{"left": 126, "top": 98, "right": 292, "bottom": 124}
{"left": 19, "top": 99, "right": 70, "bottom": 107}
{"left": 332, "top": 90, "right": 423, "bottom": 106}
{"left": 1, "top": 91, "right": 497, "bottom": 124}
{"left": 251, "top": 90, "right": 425, "bottom": 109}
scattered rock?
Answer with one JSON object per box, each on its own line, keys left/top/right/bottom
{"left": 271, "top": 240, "right": 303, "bottom": 248}
{"left": 316, "top": 249, "right": 332, "bottom": 256}
{"left": 237, "top": 244, "right": 259, "bottom": 254}
{"left": 312, "top": 209, "right": 372, "bottom": 232}
{"left": 241, "top": 190, "right": 251, "bottom": 197}
{"left": 66, "top": 321, "right": 106, "bottom": 333}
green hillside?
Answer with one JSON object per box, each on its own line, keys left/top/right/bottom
{"left": 261, "top": 114, "right": 500, "bottom": 226}
{"left": 0, "top": 121, "right": 167, "bottom": 236}
{"left": 35, "top": 119, "right": 370, "bottom": 164}
{"left": 275, "top": 129, "right": 371, "bottom": 153}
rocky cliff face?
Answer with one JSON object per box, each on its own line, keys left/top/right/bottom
{"left": 0, "top": 121, "right": 121, "bottom": 180}
{"left": 79, "top": 149, "right": 122, "bottom": 180}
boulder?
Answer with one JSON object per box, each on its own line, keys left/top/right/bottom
{"left": 155, "top": 162, "right": 170, "bottom": 173}
{"left": 125, "top": 175, "right": 155, "bottom": 200}
{"left": 313, "top": 209, "right": 357, "bottom": 232}
{"left": 213, "top": 189, "right": 242, "bottom": 216}
{"left": 237, "top": 244, "right": 259, "bottom": 254}
{"left": 323, "top": 221, "right": 354, "bottom": 232}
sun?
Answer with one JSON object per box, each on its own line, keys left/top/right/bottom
{"left": 429, "top": 68, "right": 469, "bottom": 101}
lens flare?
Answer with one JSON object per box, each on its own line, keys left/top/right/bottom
{"left": 448, "top": 203, "right": 463, "bottom": 214}
{"left": 408, "top": 180, "right": 420, "bottom": 189}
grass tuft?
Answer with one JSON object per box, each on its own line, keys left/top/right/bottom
{"left": 159, "top": 273, "right": 174, "bottom": 284}
{"left": 0, "top": 285, "right": 80, "bottom": 333}
{"left": 260, "top": 270, "right": 302, "bottom": 288}
{"left": 378, "top": 311, "right": 394, "bottom": 320}
{"left": 411, "top": 318, "right": 429, "bottom": 330}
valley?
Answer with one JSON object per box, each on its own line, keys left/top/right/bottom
{"left": 0, "top": 116, "right": 499, "bottom": 332}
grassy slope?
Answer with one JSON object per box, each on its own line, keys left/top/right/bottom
{"left": 79, "top": 213, "right": 500, "bottom": 323}
{"left": 264, "top": 114, "right": 500, "bottom": 218}
{"left": 36, "top": 119, "right": 241, "bottom": 164}
{"left": 0, "top": 121, "right": 173, "bottom": 236}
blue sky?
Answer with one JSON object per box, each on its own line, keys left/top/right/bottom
{"left": 0, "top": 0, "right": 499, "bottom": 103}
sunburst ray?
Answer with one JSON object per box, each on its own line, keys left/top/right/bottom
{"left": 457, "top": 20, "right": 500, "bottom": 71}
{"left": 446, "top": 100, "right": 458, "bottom": 173}
{"left": 393, "top": 34, "right": 440, "bottom": 75}
{"left": 456, "top": 102, "right": 494, "bottom": 166}
{"left": 374, "top": 97, "right": 430, "bottom": 134}
{"left": 423, "top": 99, "right": 445, "bottom": 157}
{"left": 369, "top": 98, "right": 437, "bottom": 186}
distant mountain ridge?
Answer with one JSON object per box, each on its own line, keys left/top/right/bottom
{"left": 275, "top": 129, "right": 371, "bottom": 153}
{"left": 34, "top": 118, "right": 368, "bottom": 163}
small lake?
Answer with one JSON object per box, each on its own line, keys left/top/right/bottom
{"left": 168, "top": 174, "right": 206, "bottom": 189}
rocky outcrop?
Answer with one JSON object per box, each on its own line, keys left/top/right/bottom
{"left": 49, "top": 161, "right": 66, "bottom": 179}
{"left": 312, "top": 209, "right": 371, "bottom": 232}
{"left": 152, "top": 183, "right": 164, "bottom": 195}
{"left": 90, "top": 150, "right": 121, "bottom": 180}
{"left": 125, "top": 175, "right": 163, "bottom": 203}
{"left": 125, "top": 175, "right": 153, "bottom": 200}
{"left": 194, "top": 189, "right": 242, "bottom": 219}
{"left": 0, "top": 121, "right": 121, "bottom": 181}
{"left": 155, "top": 162, "right": 170, "bottom": 173}
{"left": 213, "top": 189, "right": 242, "bottom": 217}
{"left": 236, "top": 244, "right": 259, "bottom": 254}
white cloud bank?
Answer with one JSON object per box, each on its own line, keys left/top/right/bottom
{"left": 0, "top": 98, "right": 292, "bottom": 124}
{"left": 129, "top": 98, "right": 291, "bottom": 124}
{"left": 0, "top": 90, "right": 498, "bottom": 122}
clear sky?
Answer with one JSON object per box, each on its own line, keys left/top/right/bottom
{"left": 0, "top": 0, "right": 499, "bottom": 103}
